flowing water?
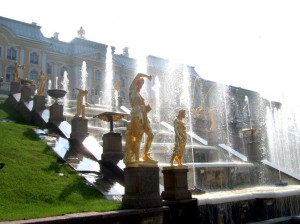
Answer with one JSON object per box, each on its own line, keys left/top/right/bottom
{"left": 266, "top": 98, "right": 300, "bottom": 181}
{"left": 80, "top": 61, "right": 88, "bottom": 90}
{"left": 104, "top": 47, "right": 113, "bottom": 107}
{"left": 62, "top": 71, "right": 69, "bottom": 106}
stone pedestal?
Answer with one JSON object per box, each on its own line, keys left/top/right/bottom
{"left": 161, "top": 166, "right": 191, "bottom": 200}
{"left": 32, "top": 95, "right": 46, "bottom": 111}
{"left": 49, "top": 103, "right": 65, "bottom": 123}
{"left": 101, "top": 132, "right": 123, "bottom": 163}
{"left": 20, "top": 85, "right": 32, "bottom": 102}
{"left": 70, "top": 117, "right": 89, "bottom": 142}
{"left": 30, "top": 85, "right": 36, "bottom": 96}
{"left": 10, "top": 81, "right": 21, "bottom": 94}
{"left": 7, "top": 93, "right": 21, "bottom": 110}
{"left": 163, "top": 199, "right": 198, "bottom": 224}
{"left": 122, "top": 166, "right": 162, "bottom": 209}
{"left": 18, "top": 100, "right": 33, "bottom": 123}
{"left": 161, "top": 167, "right": 198, "bottom": 223}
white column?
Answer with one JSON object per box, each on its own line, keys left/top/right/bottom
{"left": 88, "top": 66, "right": 92, "bottom": 90}
{"left": 19, "top": 47, "right": 25, "bottom": 78}
{"left": 41, "top": 51, "right": 47, "bottom": 73}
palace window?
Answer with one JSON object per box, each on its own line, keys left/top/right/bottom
{"left": 7, "top": 47, "right": 17, "bottom": 60}
{"left": 30, "top": 70, "right": 38, "bottom": 83}
{"left": 5, "top": 65, "right": 14, "bottom": 82}
{"left": 95, "top": 70, "right": 102, "bottom": 80}
{"left": 30, "top": 52, "right": 39, "bottom": 64}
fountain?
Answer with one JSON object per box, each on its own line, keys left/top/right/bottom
{"left": 104, "top": 47, "right": 113, "bottom": 107}
{"left": 152, "top": 76, "right": 161, "bottom": 125}
{"left": 265, "top": 103, "right": 290, "bottom": 186}
{"left": 80, "top": 61, "right": 88, "bottom": 90}
{"left": 94, "top": 111, "right": 128, "bottom": 163}
{"left": 61, "top": 71, "right": 69, "bottom": 106}
{"left": 8, "top": 50, "right": 300, "bottom": 222}
{"left": 47, "top": 80, "right": 52, "bottom": 105}
{"left": 47, "top": 89, "right": 67, "bottom": 123}
{"left": 47, "top": 89, "right": 67, "bottom": 104}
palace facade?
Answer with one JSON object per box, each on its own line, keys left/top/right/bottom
{"left": 0, "top": 15, "right": 277, "bottom": 153}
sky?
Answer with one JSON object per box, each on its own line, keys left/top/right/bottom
{"left": 2, "top": 0, "right": 300, "bottom": 101}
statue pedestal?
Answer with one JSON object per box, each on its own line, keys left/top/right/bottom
{"left": 20, "top": 85, "right": 32, "bottom": 102}
{"left": 122, "top": 166, "right": 162, "bottom": 209}
{"left": 162, "top": 166, "right": 199, "bottom": 223}
{"left": 49, "top": 103, "right": 65, "bottom": 123}
{"left": 33, "top": 95, "right": 46, "bottom": 111}
{"left": 10, "top": 81, "right": 21, "bottom": 94}
{"left": 70, "top": 117, "right": 89, "bottom": 141}
{"left": 161, "top": 166, "right": 191, "bottom": 200}
{"left": 30, "top": 85, "right": 36, "bottom": 96}
{"left": 101, "top": 132, "right": 123, "bottom": 163}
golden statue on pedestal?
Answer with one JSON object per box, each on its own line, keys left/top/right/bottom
{"left": 170, "top": 109, "right": 187, "bottom": 166}
{"left": 75, "top": 88, "right": 88, "bottom": 118}
{"left": 36, "top": 71, "right": 47, "bottom": 96}
{"left": 124, "top": 73, "right": 155, "bottom": 164}
{"left": 13, "top": 62, "right": 25, "bottom": 82}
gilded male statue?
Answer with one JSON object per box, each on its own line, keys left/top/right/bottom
{"left": 128, "top": 73, "right": 154, "bottom": 162}
{"left": 36, "top": 71, "right": 46, "bottom": 96}
{"left": 75, "top": 88, "right": 88, "bottom": 118}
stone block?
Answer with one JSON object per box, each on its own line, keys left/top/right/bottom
{"left": 101, "top": 132, "right": 123, "bottom": 162}
{"left": 123, "top": 166, "right": 162, "bottom": 209}
{"left": 49, "top": 103, "right": 65, "bottom": 123}
{"left": 70, "top": 117, "right": 89, "bottom": 141}
{"left": 10, "top": 81, "right": 21, "bottom": 94}
{"left": 20, "top": 85, "right": 32, "bottom": 102}
{"left": 161, "top": 166, "right": 191, "bottom": 200}
{"left": 33, "top": 95, "right": 46, "bottom": 111}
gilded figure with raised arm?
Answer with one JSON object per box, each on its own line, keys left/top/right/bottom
{"left": 129, "top": 73, "right": 154, "bottom": 162}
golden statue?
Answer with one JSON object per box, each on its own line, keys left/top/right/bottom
{"left": 75, "top": 88, "right": 88, "bottom": 118}
{"left": 36, "top": 71, "right": 47, "bottom": 96}
{"left": 128, "top": 73, "right": 154, "bottom": 162}
{"left": 13, "top": 62, "right": 25, "bottom": 82}
{"left": 170, "top": 109, "right": 187, "bottom": 166}
{"left": 123, "top": 122, "right": 139, "bottom": 164}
